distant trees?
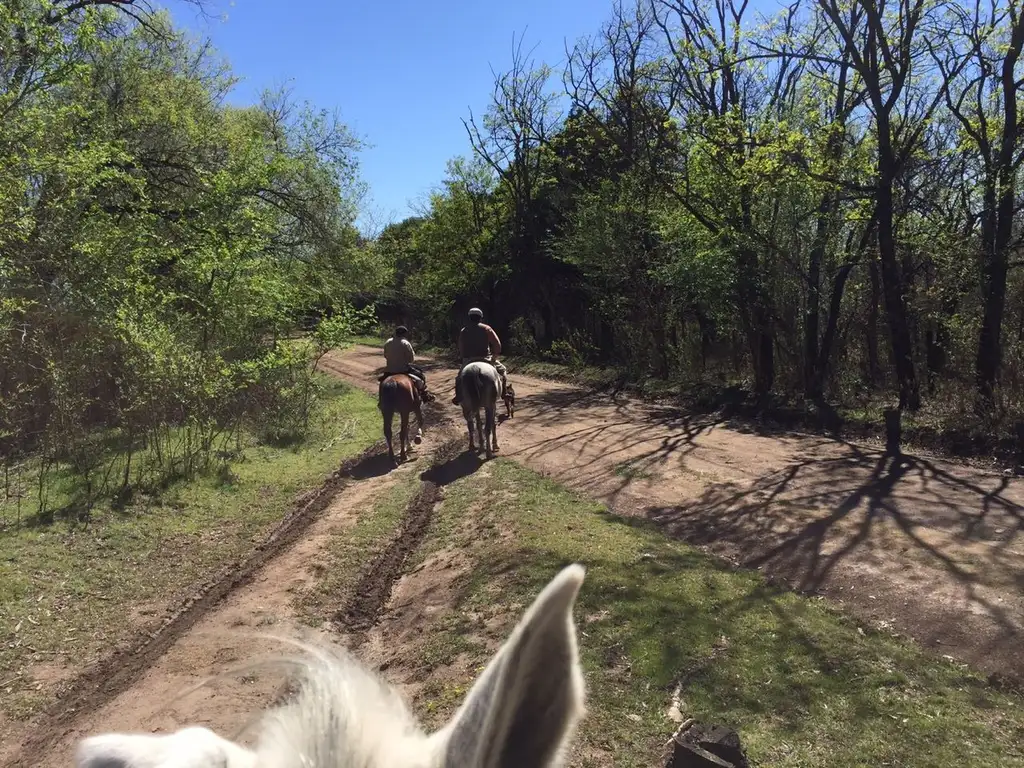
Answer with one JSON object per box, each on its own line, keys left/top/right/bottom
{"left": 378, "top": 0, "right": 1024, "bottom": 433}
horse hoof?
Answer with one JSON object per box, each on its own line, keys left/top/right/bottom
{"left": 414, "top": 434, "right": 422, "bottom": 445}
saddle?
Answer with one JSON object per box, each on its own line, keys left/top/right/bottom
{"left": 379, "top": 369, "right": 422, "bottom": 383}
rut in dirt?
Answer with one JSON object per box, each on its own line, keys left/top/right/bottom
{"left": 9, "top": 439, "right": 390, "bottom": 768}
{"left": 337, "top": 436, "right": 465, "bottom": 643}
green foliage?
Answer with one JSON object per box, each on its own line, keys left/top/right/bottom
{"left": 314, "top": 303, "right": 379, "bottom": 354}
{"left": 0, "top": 379, "right": 380, "bottom": 718}
{"left": 0, "top": 1, "right": 369, "bottom": 520}
{"left": 368, "top": 0, "right": 1024, "bottom": 436}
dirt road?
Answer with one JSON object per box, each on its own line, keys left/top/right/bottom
{"left": 9, "top": 343, "right": 1023, "bottom": 767}
{"left": 322, "top": 345, "right": 1024, "bottom": 682}
{"left": 5, "top": 413, "right": 464, "bottom": 768}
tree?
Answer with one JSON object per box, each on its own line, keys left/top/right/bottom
{"left": 935, "top": 0, "right": 1024, "bottom": 405}
{"left": 815, "top": 0, "right": 963, "bottom": 410}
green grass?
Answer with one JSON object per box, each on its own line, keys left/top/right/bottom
{"left": 0, "top": 379, "right": 381, "bottom": 720}
{"left": 404, "top": 459, "right": 1024, "bottom": 768}
{"left": 347, "top": 333, "right": 387, "bottom": 348}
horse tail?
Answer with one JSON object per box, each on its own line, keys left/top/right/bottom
{"left": 379, "top": 377, "right": 399, "bottom": 411}
{"left": 463, "top": 366, "right": 486, "bottom": 408}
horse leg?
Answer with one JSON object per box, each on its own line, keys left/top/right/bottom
{"left": 414, "top": 403, "right": 424, "bottom": 444}
{"left": 383, "top": 407, "right": 395, "bottom": 464}
{"left": 475, "top": 410, "right": 485, "bottom": 453}
{"left": 463, "top": 408, "right": 476, "bottom": 451}
{"left": 488, "top": 403, "right": 499, "bottom": 454}
{"left": 399, "top": 410, "right": 409, "bottom": 462}
{"left": 484, "top": 405, "right": 495, "bottom": 459}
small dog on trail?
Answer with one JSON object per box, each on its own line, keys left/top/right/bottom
{"left": 74, "top": 564, "right": 587, "bottom": 768}
{"left": 503, "top": 382, "right": 516, "bottom": 419}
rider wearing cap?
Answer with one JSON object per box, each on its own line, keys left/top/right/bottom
{"left": 381, "top": 326, "right": 434, "bottom": 402}
{"left": 452, "top": 307, "right": 508, "bottom": 405}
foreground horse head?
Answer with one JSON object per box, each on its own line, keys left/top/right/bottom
{"left": 76, "top": 563, "right": 587, "bottom": 768}
{"left": 458, "top": 361, "right": 501, "bottom": 458}
{"left": 378, "top": 373, "right": 424, "bottom": 464}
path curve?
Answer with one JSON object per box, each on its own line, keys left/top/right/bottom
{"left": 323, "top": 345, "right": 1024, "bottom": 681}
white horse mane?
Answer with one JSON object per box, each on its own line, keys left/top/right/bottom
{"left": 76, "top": 564, "right": 587, "bottom": 768}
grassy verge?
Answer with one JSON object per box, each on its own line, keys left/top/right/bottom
{"left": 0, "top": 379, "right": 380, "bottom": 721}
{"left": 404, "top": 459, "right": 1024, "bottom": 768}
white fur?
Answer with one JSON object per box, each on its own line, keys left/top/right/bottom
{"left": 459, "top": 361, "right": 502, "bottom": 457}
{"left": 75, "top": 564, "right": 587, "bottom": 768}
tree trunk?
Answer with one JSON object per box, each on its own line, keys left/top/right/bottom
{"left": 804, "top": 195, "right": 833, "bottom": 399}
{"left": 812, "top": 261, "right": 857, "bottom": 400}
{"left": 755, "top": 323, "right": 775, "bottom": 398}
{"left": 866, "top": 258, "right": 881, "bottom": 387}
{"left": 875, "top": 164, "right": 920, "bottom": 411}
{"left": 737, "top": 185, "right": 774, "bottom": 399}
{"left": 976, "top": 9, "right": 1024, "bottom": 405}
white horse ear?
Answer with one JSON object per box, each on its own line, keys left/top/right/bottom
{"left": 436, "top": 564, "right": 587, "bottom": 768}
{"left": 75, "top": 727, "right": 256, "bottom": 768}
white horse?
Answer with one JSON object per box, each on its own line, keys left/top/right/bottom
{"left": 457, "top": 361, "right": 502, "bottom": 458}
{"left": 75, "top": 564, "right": 587, "bottom": 768}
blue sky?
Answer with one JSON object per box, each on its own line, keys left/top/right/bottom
{"left": 168, "top": 0, "right": 612, "bottom": 234}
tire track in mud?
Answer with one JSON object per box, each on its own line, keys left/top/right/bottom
{"left": 337, "top": 431, "right": 464, "bottom": 647}
{"left": 9, "top": 438, "right": 391, "bottom": 768}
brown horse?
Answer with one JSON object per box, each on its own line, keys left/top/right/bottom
{"left": 378, "top": 373, "right": 424, "bottom": 464}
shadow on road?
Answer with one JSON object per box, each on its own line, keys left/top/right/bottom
{"left": 420, "top": 443, "right": 487, "bottom": 486}
{"left": 342, "top": 452, "right": 397, "bottom": 480}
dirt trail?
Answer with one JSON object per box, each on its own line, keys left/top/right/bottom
{"left": 323, "top": 346, "right": 1024, "bottom": 681}
{"left": 6, "top": 412, "right": 459, "bottom": 768}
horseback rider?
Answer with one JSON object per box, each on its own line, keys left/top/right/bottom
{"left": 452, "top": 307, "right": 508, "bottom": 405}
{"left": 380, "top": 326, "right": 434, "bottom": 402}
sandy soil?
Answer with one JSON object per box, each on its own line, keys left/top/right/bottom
{"left": 321, "top": 346, "right": 1024, "bottom": 681}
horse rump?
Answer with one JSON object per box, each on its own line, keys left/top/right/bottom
{"left": 377, "top": 376, "right": 400, "bottom": 409}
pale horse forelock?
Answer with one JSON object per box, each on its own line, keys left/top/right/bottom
{"left": 250, "top": 640, "right": 437, "bottom": 768}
